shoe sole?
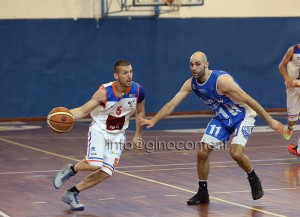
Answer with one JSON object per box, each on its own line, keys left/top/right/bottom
{"left": 61, "top": 194, "right": 85, "bottom": 210}
{"left": 253, "top": 191, "right": 264, "bottom": 200}
{"left": 187, "top": 199, "right": 210, "bottom": 205}
{"left": 71, "top": 207, "right": 85, "bottom": 211}
{"left": 290, "top": 153, "right": 300, "bottom": 159}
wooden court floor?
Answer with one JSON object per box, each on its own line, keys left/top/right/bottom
{"left": 0, "top": 119, "right": 300, "bottom": 217}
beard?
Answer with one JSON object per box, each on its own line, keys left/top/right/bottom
{"left": 193, "top": 68, "right": 205, "bottom": 79}
{"left": 119, "top": 79, "right": 132, "bottom": 87}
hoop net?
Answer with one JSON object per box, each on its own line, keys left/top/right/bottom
{"left": 164, "top": 0, "right": 182, "bottom": 12}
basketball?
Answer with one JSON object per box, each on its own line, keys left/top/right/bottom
{"left": 47, "top": 107, "right": 74, "bottom": 133}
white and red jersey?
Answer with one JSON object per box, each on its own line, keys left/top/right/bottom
{"left": 287, "top": 44, "right": 300, "bottom": 80}
{"left": 90, "top": 81, "right": 145, "bottom": 133}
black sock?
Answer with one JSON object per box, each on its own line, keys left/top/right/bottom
{"left": 198, "top": 181, "right": 208, "bottom": 190}
{"left": 247, "top": 169, "right": 257, "bottom": 178}
{"left": 69, "top": 186, "right": 80, "bottom": 193}
{"left": 288, "top": 125, "right": 294, "bottom": 130}
{"left": 71, "top": 165, "right": 77, "bottom": 174}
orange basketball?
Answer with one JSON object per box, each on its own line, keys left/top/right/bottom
{"left": 47, "top": 107, "right": 74, "bottom": 133}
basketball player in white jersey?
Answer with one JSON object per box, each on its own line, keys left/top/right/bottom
{"left": 53, "top": 60, "right": 145, "bottom": 210}
{"left": 279, "top": 44, "right": 300, "bottom": 157}
{"left": 140, "top": 51, "right": 285, "bottom": 204}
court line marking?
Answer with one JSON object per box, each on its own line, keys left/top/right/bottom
{"left": 131, "top": 196, "right": 147, "bottom": 199}
{"left": 0, "top": 137, "right": 287, "bottom": 217}
{"left": 0, "top": 211, "right": 10, "bottom": 217}
{"left": 211, "top": 187, "right": 300, "bottom": 194}
{"left": 115, "top": 170, "right": 286, "bottom": 217}
{"left": 117, "top": 158, "right": 300, "bottom": 168}
{"left": 32, "top": 202, "right": 47, "bottom": 204}
{"left": 0, "top": 158, "right": 298, "bottom": 175}
{"left": 0, "top": 161, "right": 299, "bottom": 175}
{"left": 98, "top": 198, "right": 114, "bottom": 201}
{"left": 0, "top": 170, "right": 59, "bottom": 175}
{"left": 118, "top": 161, "right": 300, "bottom": 173}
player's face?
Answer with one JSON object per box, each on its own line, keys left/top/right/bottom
{"left": 115, "top": 65, "right": 133, "bottom": 87}
{"left": 189, "top": 60, "right": 206, "bottom": 80}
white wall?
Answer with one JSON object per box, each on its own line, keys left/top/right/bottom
{"left": 164, "top": 0, "right": 300, "bottom": 18}
{"left": 0, "top": 0, "right": 101, "bottom": 19}
{"left": 0, "top": 0, "right": 299, "bottom": 19}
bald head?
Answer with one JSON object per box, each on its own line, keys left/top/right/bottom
{"left": 190, "top": 51, "right": 207, "bottom": 63}
{"left": 189, "top": 51, "right": 210, "bottom": 82}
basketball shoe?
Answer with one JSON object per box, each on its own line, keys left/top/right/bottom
{"left": 61, "top": 190, "right": 85, "bottom": 210}
{"left": 288, "top": 144, "right": 300, "bottom": 158}
{"left": 54, "top": 164, "right": 75, "bottom": 189}
{"left": 248, "top": 176, "right": 264, "bottom": 200}
{"left": 283, "top": 127, "right": 293, "bottom": 140}
{"left": 187, "top": 188, "right": 210, "bottom": 205}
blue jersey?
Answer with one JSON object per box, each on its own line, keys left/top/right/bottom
{"left": 191, "top": 70, "right": 256, "bottom": 123}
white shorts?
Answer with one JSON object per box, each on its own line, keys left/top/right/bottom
{"left": 286, "top": 84, "right": 300, "bottom": 122}
{"left": 287, "top": 64, "right": 300, "bottom": 80}
{"left": 85, "top": 123, "right": 126, "bottom": 176}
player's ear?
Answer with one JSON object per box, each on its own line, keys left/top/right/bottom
{"left": 205, "top": 61, "right": 209, "bottom": 68}
{"left": 114, "top": 72, "right": 119, "bottom": 80}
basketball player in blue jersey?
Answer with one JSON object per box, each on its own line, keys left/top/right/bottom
{"left": 52, "top": 60, "right": 145, "bottom": 210}
{"left": 140, "top": 51, "right": 285, "bottom": 204}
{"left": 278, "top": 45, "right": 300, "bottom": 157}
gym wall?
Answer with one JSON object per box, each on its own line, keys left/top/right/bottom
{"left": 0, "top": 0, "right": 299, "bottom": 118}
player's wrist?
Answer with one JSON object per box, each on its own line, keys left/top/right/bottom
{"left": 151, "top": 116, "right": 159, "bottom": 125}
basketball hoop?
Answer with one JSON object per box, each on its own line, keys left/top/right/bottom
{"left": 164, "top": 0, "right": 182, "bottom": 12}
{"left": 165, "top": 0, "right": 175, "bottom": 5}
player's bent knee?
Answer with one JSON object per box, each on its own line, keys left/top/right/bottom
{"left": 100, "top": 170, "right": 112, "bottom": 179}
{"left": 86, "top": 161, "right": 103, "bottom": 171}
{"left": 100, "top": 167, "right": 114, "bottom": 177}
{"left": 197, "top": 149, "right": 209, "bottom": 160}
{"left": 230, "top": 149, "right": 243, "bottom": 160}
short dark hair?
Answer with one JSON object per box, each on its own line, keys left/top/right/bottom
{"left": 114, "top": 60, "right": 131, "bottom": 73}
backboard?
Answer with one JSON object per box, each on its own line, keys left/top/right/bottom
{"left": 133, "top": 0, "right": 204, "bottom": 6}
{"left": 100, "top": 0, "right": 204, "bottom": 18}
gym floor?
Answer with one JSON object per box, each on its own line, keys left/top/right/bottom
{"left": 0, "top": 114, "right": 299, "bottom": 217}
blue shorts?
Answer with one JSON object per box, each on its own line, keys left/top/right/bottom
{"left": 201, "top": 114, "right": 255, "bottom": 150}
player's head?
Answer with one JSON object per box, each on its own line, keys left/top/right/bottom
{"left": 113, "top": 60, "right": 133, "bottom": 87}
{"left": 189, "top": 51, "right": 209, "bottom": 81}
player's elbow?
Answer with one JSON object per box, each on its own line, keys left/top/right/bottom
{"left": 278, "top": 63, "right": 286, "bottom": 72}
{"left": 136, "top": 109, "right": 145, "bottom": 118}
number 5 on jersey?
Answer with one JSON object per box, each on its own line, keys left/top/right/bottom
{"left": 116, "top": 106, "right": 122, "bottom": 115}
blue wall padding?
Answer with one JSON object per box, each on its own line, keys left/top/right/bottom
{"left": 0, "top": 18, "right": 299, "bottom": 118}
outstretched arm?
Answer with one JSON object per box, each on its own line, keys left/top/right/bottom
{"left": 70, "top": 88, "right": 106, "bottom": 120}
{"left": 139, "top": 79, "right": 192, "bottom": 129}
{"left": 217, "top": 75, "right": 285, "bottom": 134}
{"left": 279, "top": 47, "right": 294, "bottom": 88}
{"left": 133, "top": 100, "right": 145, "bottom": 155}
